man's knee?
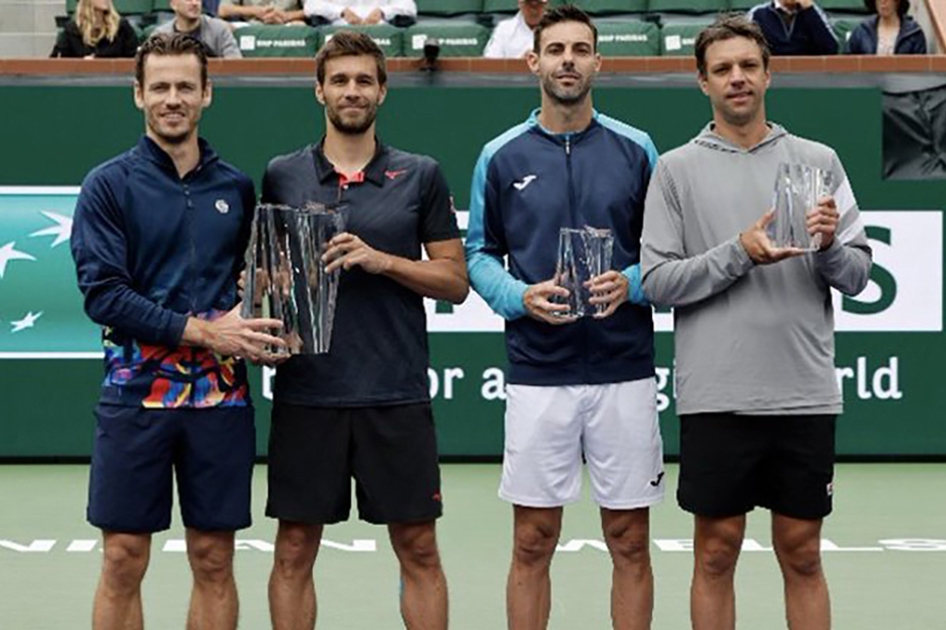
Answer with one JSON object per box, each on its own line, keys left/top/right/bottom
{"left": 603, "top": 522, "right": 650, "bottom": 567}
{"left": 273, "top": 522, "right": 321, "bottom": 579}
{"left": 512, "top": 516, "right": 560, "bottom": 569}
{"left": 390, "top": 522, "right": 442, "bottom": 572}
{"left": 774, "top": 536, "right": 824, "bottom": 578}
{"left": 773, "top": 516, "right": 824, "bottom": 579}
{"left": 694, "top": 520, "right": 744, "bottom": 580}
{"left": 100, "top": 534, "right": 151, "bottom": 594}
{"left": 187, "top": 531, "right": 235, "bottom": 585}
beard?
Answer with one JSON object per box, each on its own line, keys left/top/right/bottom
{"left": 541, "top": 72, "right": 593, "bottom": 107}
{"left": 326, "top": 100, "right": 379, "bottom": 136}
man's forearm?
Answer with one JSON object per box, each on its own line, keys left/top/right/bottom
{"left": 383, "top": 255, "right": 469, "bottom": 304}
{"left": 217, "top": 3, "right": 261, "bottom": 19}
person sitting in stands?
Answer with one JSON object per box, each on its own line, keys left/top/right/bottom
{"left": 153, "top": 0, "right": 242, "bottom": 58}
{"left": 483, "top": 0, "right": 548, "bottom": 59}
{"left": 847, "top": 0, "right": 926, "bottom": 54}
{"left": 50, "top": 0, "right": 138, "bottom": 58}
{"left": 303, "top": 0, "right": 416, "bottom": 26}
{"left": 218, "top": 0, "right": 306, "bottom": 25}
{"left": 747, "top": 0, "right": 839, "bottom": 54}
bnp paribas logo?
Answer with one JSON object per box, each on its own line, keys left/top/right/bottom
{"left": 0, "top": 187, "right": 99, "bottom": 357}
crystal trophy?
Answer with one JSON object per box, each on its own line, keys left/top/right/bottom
{"left": 241, "top": 203, "right": 345, "bottom": 355}
{"left": 768, "top": 163, "right": 834, "bottom": 251}
{"left": 552, "top": 226, "right": 614, "bottom": 318}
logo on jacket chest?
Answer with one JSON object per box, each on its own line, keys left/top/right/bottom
{"left": 513, "top": 174, "right": 538, "bottom": 191}
{"left": 215, "top": 199, "right": 230, "bottom": 214}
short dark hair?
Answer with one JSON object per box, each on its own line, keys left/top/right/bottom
{"left": 315, "top": 31, "right": 387, "bottom": 87}
{"left": 136, "top": 33, "right": 209, "bottom": 88}
{"left": 694, "top": 14, "right": 770, "bottom": 78}
{"left": 532, "top": 4, "right": 598, "bottom": 54}
{"left": 863, "top": 0, "right": 909, "bottom": 16}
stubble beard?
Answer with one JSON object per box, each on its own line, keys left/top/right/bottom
{"left": 326, "top": 102, "right": 378, "bottom": 136}
{"left": 542, "top": 74, "right": 592, "bottom": 107}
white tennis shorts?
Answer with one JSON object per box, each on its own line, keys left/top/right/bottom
{"left": 499, "top": 378, "right": 665, "bottom": 510}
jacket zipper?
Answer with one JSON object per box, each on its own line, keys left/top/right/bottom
{"left": 563, "top": 132, "right": 589, "bottom": 381}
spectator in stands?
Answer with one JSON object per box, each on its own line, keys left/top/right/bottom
{"left": 203, "top": 0, "right": 221, "bottom": 14}
{"left": 483, "top": 0, "right": 548, "bottom": 59}
{"left": 218, "top": 0, "right": 307, "bottom": 25}
{"left": 847, "top": 0, "right": 926, "bottom": 53}
{"left": 748, "top": 0, "right": 839, "bottom": 54}
{"left": 303, "top": 0, "right": 417, "bottom": 26}
{"left": 153, "top": 0, "right": 243, "bottom": 58}
{"left": 50, "top": 0, "right": 138, "bottom": 58}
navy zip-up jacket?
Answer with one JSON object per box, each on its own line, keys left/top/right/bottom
{"left": 748, "top": 2, "right": 839, "bottom": 55}
{"left": 847, "top": 15, "right": 927, "bottom": 54}
{"left": 466, "top": 110, "right": 657, "bottom": 386}
{"left": 71, "top": 135, "right": 256, "bottom": 408}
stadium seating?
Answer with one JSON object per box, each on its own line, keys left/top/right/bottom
{"left": 55, "top": 0, "right": 889, "bottom": 59}
{"left": 581, "top": 0, "right": 648, "bottom": 14}
{"left": 829, "top": 12, "right": 865, "bottom": 51}
{"left": 660, "top": 15, "right": 714, "bottom": 56}
{"left": 416, "top": 0, "right": 484, "bottom": 16}
{"left": 235, "top": 24, "right": 321, "bottom": 57}
{"left": 595, "top": 17, "right": 660, "bottom": 56}
{"left": 321, "top": 24, "right": 404, "bottom": 57}
{"left": 405, "top": 20, "right": 491, "bottom": 57}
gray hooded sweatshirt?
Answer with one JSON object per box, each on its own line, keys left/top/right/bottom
{"left": 641, "top": 123, "right": 871, "bottom": 416}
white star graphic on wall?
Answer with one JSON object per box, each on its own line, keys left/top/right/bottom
{"left": 0, "top": 242, "right": 37, "bottom": 279}
{"left": 10, "top": 311, "right": 42, "bottom": 333}
{"left": 29, "top": 211, "right": 73, "bottom": 248}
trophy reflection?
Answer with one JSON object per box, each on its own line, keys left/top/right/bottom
{"left": 769, "top": 163, "right": 833, "bottom": 251}
{"left": 242, "top": 203, "right": 345, "bottom": 355}
{"left": 552, "top": 226, "right": 614, "bottom": 319}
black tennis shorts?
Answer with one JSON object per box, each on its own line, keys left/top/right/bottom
{"left": 677, "top": 412, "right": 836, "bottom": 520}
{"left": 266, "top": 401, "right": 443, "bottom": 525}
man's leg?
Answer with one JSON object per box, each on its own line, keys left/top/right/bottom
{"left": 388, "top": 520, "right": 448, "bottom": 630}
{"left": 690, "top": 514, "right": 746, "bottom": 630}
{"left": 269, "top": 520, "right": 323, "bottom": 630}
{"left": 507, "top": 505, "right": 563, "bottom": 630}
{"left": 772, "top": 514, "right": 830, "bottom": 630}
{"left": 185, "top": 528, "right": 238, "bottom": 630}
{"left": 600, "top": 507, "right": 652, "bottom": 630}
{"left": 93, "top": 531, "right": 151, "bottom": 630}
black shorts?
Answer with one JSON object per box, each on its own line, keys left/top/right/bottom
{"left": 266, "top": 401, "right": 442, "bottom": 525}
{"left": 677, "top": 413, "right": 836, "bottom": 520}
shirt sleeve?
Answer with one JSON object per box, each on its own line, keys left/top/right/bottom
{"left": 640, "top": 159, "right": 755, "bottom": 307}
{"left": 218, "top": 22, "right": 243, "bottom": 58}
{"left": 813, "top": 152, "right": 872, "bottom": 295}
{"left": 464, "top": 148, "right": 528, "bottom": 320}
{"left": 71, "top": 169, "right": 189, "bottom": 346}
{"left": 418, "top": 160, "right": 461, "bottom": 243}
{"left": 621, "top": 135, "right": 658, "bottom": 306}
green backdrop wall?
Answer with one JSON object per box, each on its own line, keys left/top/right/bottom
{"left": 1, "top": 79, "right": 943, "bottom": 457}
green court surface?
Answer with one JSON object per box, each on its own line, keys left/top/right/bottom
{"left": 1, "top": 463, "right": 944, "bottom": 629}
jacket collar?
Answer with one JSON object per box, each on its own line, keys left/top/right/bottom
{"left": 136, "top": 135, "right": 218, "bottom": 176}
{"left": 526, "top": 107, "right": 601, "bottom": 143}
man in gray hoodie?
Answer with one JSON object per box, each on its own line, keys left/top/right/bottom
{"left": 640, "top": 14, "right": 871, "bottom": 630}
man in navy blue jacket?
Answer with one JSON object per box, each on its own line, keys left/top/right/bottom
{"left": 748, "top": 0, "right": 839, "bottom": 55}
{"left": 71, "top": 33, "right": 283, "bottom": 630}
{"left": 466, "top": 6, "right": 664, "bottom": 629}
